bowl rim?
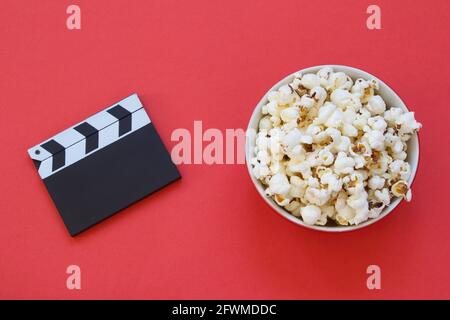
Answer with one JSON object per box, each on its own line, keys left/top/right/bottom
{"left": 245, "top": 64, "right": 421, "bottom": 232}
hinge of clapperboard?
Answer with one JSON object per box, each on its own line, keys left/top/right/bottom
{"left": 28, "top": 94, "right": 151, "bottom": 179}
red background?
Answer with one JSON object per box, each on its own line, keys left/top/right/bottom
{"left": 0, "top": 0, "right": 449, "bottom": 299}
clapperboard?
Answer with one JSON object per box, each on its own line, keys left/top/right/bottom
{"left": 28, "top": 94, "right": 180, "bottom": 236}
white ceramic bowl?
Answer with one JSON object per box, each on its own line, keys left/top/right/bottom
{"left": 246, "top": 65, "right": 420, "bottom": 232}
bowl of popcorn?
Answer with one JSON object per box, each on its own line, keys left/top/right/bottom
{"left": 246, "top": 65, "right": 422, "bottom": 231}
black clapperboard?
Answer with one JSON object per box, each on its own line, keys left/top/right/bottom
{"left": 28, "top": 94, "right": 180, "bottom": 236}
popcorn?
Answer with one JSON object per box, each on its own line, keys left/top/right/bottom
{"left": 285, "top": 200, "right": 301, "bottom": 215}
{"left": 351, "top": 78, "right": 376, "bottom": 103}
{"left": 255, "top": 132, "right": 269, "bottom": 150}
{"left": 322, "top": 205, "right": 336, "bottom": 219}
{"left": 300, "top": 205, "right": 322, "bottom": 225}
{"left": 328, "top": 72, "right": 353, "bottom": 91}
{"left": 251, "top": 68, "right": 421, "bottom": 227}
{"left": 268, "top": 128, "right": 284, "bottom": 157}
{"left": 307, "top": 177, "right": 320, "bottom": 188}
{"left": 385, "top": 130, "right": 404, "bottom": 154}
{"left": 389, "top": 159, "right": 411, "bottom": 181}
{"left": 278, "top": 85, "right": 294, "bottom": 105}
{"left": 342, "top": 123, "right": 358, "bottom": 137}
{"left": 274, "top": 193, "right": 291, "bottom": 206}
{"left": 330, "top": 89, "right": 352, "bottom": 109}
{"left": 383, "top": 107, "right": 403, "bottom": 125}
{"left": 347, "top": 191, "right": 369, "bottom": 225}
{"left": 317, "top": 149, "right": 334, "bottom": 166}
{"left": 298, "top": 94, "right": 315, "bottom": 109}
{"left": 368, "top": 116, "right": 387, "bottom": 132}
{"left": 286, "top": 144, "right": 306, "bottom": 161}
{"left": 268, "top": 173, "right": 291, "bottom": 196}
{"left": 396, "top": 112, "right": 422, "bottom": 135}
{"left": 304, "top": 187, "right": 331, "bottom": 206}
{"left": 368, "top": 175, "right": 385, "bottom": 190}
{"left": 325, "top": 108, "right": 344, "bottom": 129}
{"left": 335, "top": 192, "right": 356, "bottom": 225}
{"left": 252, "top": 163, "right": 270, "bottom": 179}
{"left": 310, "top": 86, "right": 327, "bottom": 106}
{"left": 355, "top": 211, "right": 370, "bottom": 226}
{"left": 353, "top": 108, "right": 371, "bottom": 129}
{"left": 335, "top": 136, "right": 352, "bottom": 153}
{"left": 392, "top": 151, "right": 407, "bottom": 161}
{"left": 365, "top": 150, "right": 390, "bottom": 175}
{"left": 334, "top": 152, "right": 356, "bottom": 174}
{"left": 280, "top": 107, "right": 299, "bottom": 123}
{"left": 256, "top": 150, "right": 271, "bottom": 165}
{"left": 354, "top": 169, "right": 369, "bottom": 181}
{"left": 316, "top": 212, "right": 328, "bottom": 226}
{"left": 290, "top": 77, "right": 302, "bottom": 89}
{"left": 366, "top": 95, "right": 386, "bottom": 115}
{"left": 352, "top": 154, "right": 366, "bottom": 169}
{"left": 269, "top": 160, "right": 284, "bottom": 175}
{"left": 282, "top": 128, "right": 303, "bottom": 150}
{"left": 331, "top": 89, "right": 362, "bottom": 111}
{"left": 391, "top": 180, "right": 412, "bottom": 201}
{"left": 320, "top": 171, "right": 342, "bottom": 192}
{"left": 349, "top": 141, "right": 371, "bottom": 157}
{"left": 374, "top": 188, "right": 391, "bottom": 205}
{"left": 270, "top": 115, "right": 281, "bottom": 126}
{"left": 299, "top": 134, "right": 313, "bottom": 145}
{"left": 368, "top": 199, "right": 385, "bottom": 218}
{"left": 347, "top": 191, "right": 368, "bottom": 210}
{"left": 289, "top": 176, "right": 307, "bottom": 198}
{"left": 317, "top": 67, "right": 333, "bottom": 85}
{"left": 316, "top": 102, "right": 337, "bottom": 125}
{"left": 306, "top": 125, "right": 328, "bottom": 144}
{"left": 265, "top": 100, "right": 279, "bottom": 115}
{"left": 364, "top": 129, "right": 385, "bottom": 151}
{"left": 259, "top": 116, "right": 272, "bottom": 130}
{"left": 287, "top": 159, "right": 312, "bottom": 178}
{"left": 300, "top": 74, "right": 321, "bottom": 90}
{"left": 343, "top": 173, "right": 365, "bottom": 195}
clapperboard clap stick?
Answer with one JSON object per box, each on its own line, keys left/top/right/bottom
{"left": 28, "top": 94, "right": 181, "bottom": 236}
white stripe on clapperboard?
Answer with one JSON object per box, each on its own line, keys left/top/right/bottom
{"left": 28, "top": 94, "right": 151, "bottom": 179}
